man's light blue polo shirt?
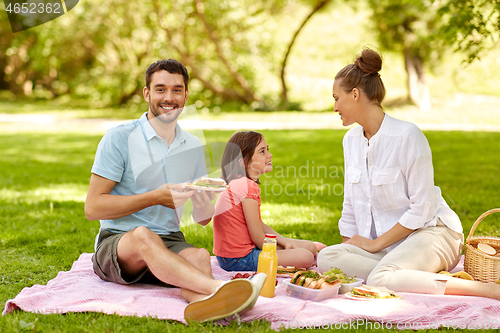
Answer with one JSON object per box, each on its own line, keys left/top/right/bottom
{"left": 91, "top": 112, "right": 207, "bottom": 239}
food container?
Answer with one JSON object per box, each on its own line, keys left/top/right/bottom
{"left": 284, "top": 281, "right": 340, "bottom": 301}
{"left": 339, "top": 278, "right": 364, "bottom": 294}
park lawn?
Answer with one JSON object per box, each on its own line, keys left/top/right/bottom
{"left": 1, "top": 128, "right": 500, "bottom": 332}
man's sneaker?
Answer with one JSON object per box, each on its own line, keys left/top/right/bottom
{"left": 184, "top": 273, "right": 267, "bottom": 323}
{"left": 240, "top": 272, "right": 267, "bottom": 314}
{"left": 223, "top": 273, "right": 268, "bottom": 325}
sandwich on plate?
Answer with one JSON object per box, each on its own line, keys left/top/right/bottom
{"left": 350, "top": 285, "right": 400, "bottom": 299}
{"left": 277, "top": 266, "right": 307, "bottom": 276}
{"left": 186, "top": 177, "right": 228, "bottom": 190}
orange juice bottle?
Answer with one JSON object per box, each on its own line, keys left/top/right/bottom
{"left": 257, "top": 234, "right": 278, "bottom": 297}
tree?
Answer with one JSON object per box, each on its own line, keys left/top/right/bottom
{"left": 438, "top": 0, "right": 500, "bottom": 62}
{"left": 0, "top": 0, "right": 159, "bottom": 105}
{"left": 279, "top": 0, "right": 332, "bottom": 109}
{"left": 369, "top": 0, "right": 444, "bottom": 112}
{"left": 153, "top": 0, "right": 283, "bottom": 106}
{"left": 0, "top": 0, "right": 289, "bottom": 109}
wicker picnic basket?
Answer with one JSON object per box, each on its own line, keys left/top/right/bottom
{"left": 464, "top": 208, "right": 500, "bottom": 282}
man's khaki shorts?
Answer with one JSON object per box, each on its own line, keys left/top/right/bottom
{"left": 92, "top": 229, "right": 194, "bottom": 285}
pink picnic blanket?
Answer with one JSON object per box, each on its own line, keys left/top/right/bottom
{"left": 3, "top": 253, "right": 500, "bottom": 330}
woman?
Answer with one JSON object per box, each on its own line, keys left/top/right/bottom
{"left": 317, "top": 48, "right": 500, "bottom": 299}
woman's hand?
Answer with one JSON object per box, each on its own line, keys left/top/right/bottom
{"left": 345, "top": 223, "right": 416, "bottom": 253}
{"left": 345, "top": 235, "right": 380, "bottom": 253}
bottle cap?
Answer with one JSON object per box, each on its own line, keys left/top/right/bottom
{"left": 265, "top": 234, "right": 277, "bottom": 238}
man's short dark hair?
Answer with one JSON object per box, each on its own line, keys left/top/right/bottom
{"left": 145, "top": 59, "right": 189, "bottom": 91}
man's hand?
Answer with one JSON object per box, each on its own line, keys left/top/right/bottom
{"left": 191, "top": 190, "right": 217, "bottom": 207}
{"left": 85, "top": 175, "right": 196, "bottom": 220}
{"left": 191, "top": 190, "right": 216, "bottom": 225}
{"left": 155, "top": 183, "right": 195, "bottom": 209}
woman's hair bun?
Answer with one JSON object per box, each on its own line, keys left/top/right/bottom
{"left": 354, "top": 48, "right": 382, "bottom": 75}
{"left": 335, "top": 47, "right": 386, "bottom": 105}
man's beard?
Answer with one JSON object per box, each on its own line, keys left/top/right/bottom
{"left": 149, "top": 102, "right": 183, "bottom": 124}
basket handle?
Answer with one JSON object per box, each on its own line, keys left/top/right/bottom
{"left": 465, "top": 208, "right": 500, "bottom": 244}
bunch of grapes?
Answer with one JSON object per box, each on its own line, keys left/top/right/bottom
{"left": 323, "top": 267, "right": 357, "bottom": 283}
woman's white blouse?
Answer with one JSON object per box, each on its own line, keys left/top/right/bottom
{"left": 339, "top": 114, "right": 463, "bottom": 252}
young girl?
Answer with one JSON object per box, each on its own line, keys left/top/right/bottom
{"left": 212, "top": 131, "right": 322, "bottom": 271}
{"left": 317, "top": 48, "right": 500, "bottom": 300}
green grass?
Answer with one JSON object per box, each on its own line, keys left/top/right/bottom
{"left": 1, "top": 128, "right": 500, "bottom": 332}
{"left": 2, "top": 0, "right": 499, "bottom": 329}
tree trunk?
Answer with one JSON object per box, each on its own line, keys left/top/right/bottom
{"left": 193, "top": 0, "right": 261, "bottom": 105}
{"left": 280, "top": 0, "right": 331, "bottom": 109}
{"left": 154, "top": 0, "right": 256, "bottom": 105}
{"left": 404, "top": 48, "right": 431, "bottom": 112}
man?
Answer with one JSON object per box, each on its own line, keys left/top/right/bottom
{"left": 85, "top": 59, "right": 265, "bottom": 322}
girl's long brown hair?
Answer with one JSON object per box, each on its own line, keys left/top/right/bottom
{"left": 221, "top": 131, "right": 263, "bottom": 183}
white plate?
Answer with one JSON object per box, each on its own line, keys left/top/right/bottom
{"left": 277, "top": 273, "right": 294, "bottom": 278}
{"left": 185, "top": 184, "right": 230, "bottom": 192}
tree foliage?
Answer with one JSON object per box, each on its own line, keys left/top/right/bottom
{"left": 1, "top": 1, "right": 158, "bottom": 106}
{"left": 368, "top": 0, "right": 447, "bottom": 111}
{"left": 153, "top": 0, "right": 285, "bottom": 107}
{"left": 279, "top": 0, "right": 332, "bottom": 110}
{"left": 365, "top": 0, "right": 500, "bottom": 111}
{"left": 1, "top": 0, "right": 499, "bottom": 110}
{"left": 438, "top": 0, "right": 500, "bottom": 62}
{"left": 370, "top": 0, "right": 445, "bottom": 62}
{"left": 0, "top": 0, "right": 287, "bottom": 109}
